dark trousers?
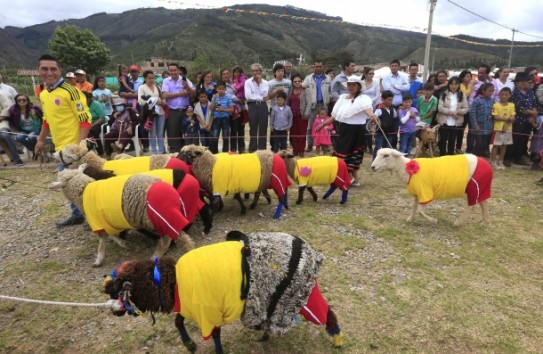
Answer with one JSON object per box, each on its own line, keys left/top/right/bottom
{"left": 104, "top": 129, "right": 133, "bottom": 156}
{"left": 248, "top": 102, "right": 268, "bottom": 152}
{"left": 472, "top": 134, "right": 491, "bottom": 157}
{"left": 271, "top": 129, "right": 288, "bottom": 153}
{"left": 166, "top": 109, "right": 186, "bottom": 153}
{"left": 230, "top": 117, "right": 246, "bottom": 153}
{"left": 465, "top": 119, "right": 476, "bottom": 154}
{"left": 438, "top": 125, "right": 457, "bottom": 156}
{"left": 505, "top": 123, "right": 531, "bottom": 162}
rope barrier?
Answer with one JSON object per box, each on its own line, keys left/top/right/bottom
{"left": 0, "top": 294, "right": 115, "bottom": 308}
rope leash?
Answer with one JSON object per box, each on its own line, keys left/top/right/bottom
{"left": 0, "top": 294, "right": 117, "bottom": 309}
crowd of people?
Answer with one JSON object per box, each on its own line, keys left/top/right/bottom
{"left": 1, "top": 57, "right": 542, "bottom": 176}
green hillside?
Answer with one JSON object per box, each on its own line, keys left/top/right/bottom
{"left": 0, "top": 5, "right": 541, "bottom": 70}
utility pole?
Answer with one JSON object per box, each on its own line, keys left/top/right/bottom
{"left": 508, "top": 29, "right": 516, "bottom": 68}
{"left": 423, "top": 0, "right": 438, "bottom": 81}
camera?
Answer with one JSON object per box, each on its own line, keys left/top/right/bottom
{"left": 182, "top": 76, "right": 187, "bottom": 81}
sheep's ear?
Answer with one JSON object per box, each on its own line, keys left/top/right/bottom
{"left": 48, "top": 181, "right": 66, "bottom": 190}
{"left": 390, "top": 150, "right": 404, "bottom": 157}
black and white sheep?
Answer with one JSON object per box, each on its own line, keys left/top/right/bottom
{"left": 179, "top": 145, "right": 291, "bottom": 219}
{"left": 278, "top": 150, "right": 351, "bottom": 204}
{"left": 48, "top": 165, "right": 194, "bottom": 267}
{"left": 103, "top": 231, "right": 344, "bottom": 353}
{"left": 370, "top": 148, "right": 493, "bottom": 225}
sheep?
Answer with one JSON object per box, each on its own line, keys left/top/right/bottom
{"left": 85, "top": 167, "right": 213, "bottom": 234}
{"left": 103, "top": 231, "right": 344, "bottom": 353}
{"left": 277, "top": 150, "right": 351, "bottom": 205}
{"left": 54, "top": 144, "right": 190, "bottom": 176}
{"left": 48, "top": 164, "right": 195, "bottom": 267}
{"left": 179, "top": 145, "right": 291, "bottom": 219}
{"left": 370, "top": 148, "right": 493, "bottom": 225}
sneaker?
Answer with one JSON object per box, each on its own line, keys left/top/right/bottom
{"left": 455, "top": 149, "right": 464, "bottom": 154}
{"left": 490, "top": 161, "right": 498, "bottom": 169}
{"left": 503, "top": 160, "right": 512, "bottom": 167}
{"left": 15, "top": 161, "right": 24, "bottom": 167}
{"left": 497, "top": 161, "right": 505, "bottom": 170}
{"left": 305, "top": 146, "right": 313, "bottom": 153}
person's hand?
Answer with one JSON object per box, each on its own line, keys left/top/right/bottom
{"left": 35, "top": 140, "right": 45, "bottom": 153}
{"left": 473, "top": 126, "right": 480, "bottom": 132}
{"left": 316, "top": 123, "right": 323, "bottom": 132}
{"left": 126, "top": 127, "right": 133, "bottom": 135}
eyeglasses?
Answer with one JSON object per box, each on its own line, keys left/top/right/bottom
{"left": 17, "top": 99, "right": 28, "bottom": 102}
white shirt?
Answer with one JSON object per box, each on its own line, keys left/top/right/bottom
{"left": 0, "top": 83, "right": 17, "bottom": 105}
{"left": 362, "top": 80, "right": 381, "bottom": 108}
{"left": 332, "top": 93, "right": 372, "bottom": 125}
{"left": 382, "top": 72, "right": 409, "bottom": 106}
{"left": 444, "top": 93, "right": 458, "bottom": 126}
{"left": 244, "top": 77, "right": 269, "bottom": 102}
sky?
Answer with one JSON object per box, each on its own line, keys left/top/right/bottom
{"left": 2, "top": 0, "right": 542, "bottom": 43}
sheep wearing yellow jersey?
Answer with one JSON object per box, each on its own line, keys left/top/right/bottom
{"left": 54, "top": 144, "right": 190, "bottom": 176}
{"left": 103, "top": 231, "right": 344, "bottom": 354}
{"left": 48, "top": 164, "right": 194, "bottom": 267}
{"left": 179, "top": 145, "right": 291, "bottom": 219}
{"left": 370, "top": 148, "right": 493, "bottom": 225}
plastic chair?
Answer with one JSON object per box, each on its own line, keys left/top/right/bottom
{"left": 131, "top": 124, "right": 142, "bottom": 157}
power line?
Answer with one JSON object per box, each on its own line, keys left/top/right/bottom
{"left": 446, "top": 0, "right": 543, "bottom": 40}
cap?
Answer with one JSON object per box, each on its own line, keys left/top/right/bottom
{"left": 513, "top": 72, "right": 531, "bottom": 82}
{"left": 75, "top": 69, "right": 86, "bottom": 75}
{"left": 112, "top": 98, "right": 125, "bottom": 106}
{"left": 66, "top": 72, "right": 75, "bottom": 78}
{"left": 346, "top": 75, "right": 362, "bottom": 85}
{"left": 129, "top": 65, "right": 140, "bottom": 72}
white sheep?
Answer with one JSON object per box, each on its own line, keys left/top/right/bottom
{"left": 370, "top": 148, "right": 493, "bottom": 225}
{"left": 277, "top": 150, "right": 352, "bottom": 204}
{"left": 179, "top": 145, "right": 291, "bottom": 219}
{"left": 54, "top": 144, "right": 190, "bottom": 175}
{"left": 49, "top": 164, "right": 194, "bottom": 267}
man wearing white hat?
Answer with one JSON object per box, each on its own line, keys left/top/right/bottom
{"left": 75, "top": 69, "right": 93, "bottom": 93}
{"left": 65, "top": 72, "right": 76, "bottom": 86}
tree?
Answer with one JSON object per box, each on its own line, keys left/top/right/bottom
{"left": 48, "top": 24, "right": 110, "bottom": 76}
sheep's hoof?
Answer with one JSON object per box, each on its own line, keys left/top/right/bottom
{"left": 265, "top": 196, "right": 272, "bottom": 204}
{"left": 240, "top": 208, "right": 247, "bottom": 215}
{"left": 406, "top": 216, "right": 414, "bottom": 222}
{"left": 296, "top": 200, "right": 303, "bottom": 205}
{"left": 258, "top": 332, "right": 270, "bottom": 342}
{"left": 429, "top": 218, "right": 438, "bottom": 224}
{"left": 183, "top": 339, "right": 197, "bottom": 353}
{"left": 249, "top": 203, "right": 257, "bottom": 210}
{"left": 453, "top": 219, "right": 462, "bottom": 227}
{"left": 203, "top": 227, "right": 211, "bottom": 234}
{"left": 93, "top": 259, "right": 103, "bottom": 268}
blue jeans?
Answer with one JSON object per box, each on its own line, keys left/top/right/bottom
{"left": 200, "top": 129, "right": 211, "bottom": 148}
{"left": 149, "top": 114, "right": 166, "bottom": 154}
{"left": 211, "top": 117, "right": 230, "bottom": 153}
{"left": 399, "top": 132, "right": 416, "bottom": 155}
{"left": 16, "top": 130, "right": 40, "bottom": 153}
{"left": 57, "top": 163, "right": 83, "bottom": 218}
{"left": 373, "top": 133, "right": 398, "bottom": 160}
{"left": 0, "top": 128, "right": 23, "bottom": 164}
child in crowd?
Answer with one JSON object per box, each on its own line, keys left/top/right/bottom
{"left": 398, "top": 93, "right": 419, "bottom": 156}
{"left": 270, "top": 92, "right": 293, "bottom": 153}
{"left": 92, "top": 76, "right": 113, "bottom": 118}
{"left": 312, "top": 106, "right": 334, "bottom": 155}
{"left": 209, "top": 81, "right": 233, "bottom": 154}
{"left": 373, "top": 90, "right": 399, "bottom": 159}
{"left": 193, "top": 90, "right": 213, "bottom": 148}
{"left": 417, "top": 83, "right": 437, "bottom": 125}
{"left": 183, "top": 106, "right": 200, "bottom": 146}
{"left": 490, "top": 87, "right": 516, "bottom": 169}
{"left": 117, "top": 64, "right": 134, "bottom": 94}
{"left": 415, "top": 88, "right": 424, "bottom": 109}
{"left": 469, "top": 83, "right": 495, "bottom": 157}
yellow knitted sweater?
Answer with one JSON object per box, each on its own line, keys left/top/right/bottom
{"left": 176, "top": 241, "right": 245, "bottom": 338}
{"left": 294, "top": 156, "right": 338, "bottom": 187}
{"left": 212, "top": 153, "right": 261, "bottom": 195}
{"left": 103, "top": 157, "right": 152, "bottom": 175}
{"left": 406, "top": 155, "right": 469, "bottom": 204}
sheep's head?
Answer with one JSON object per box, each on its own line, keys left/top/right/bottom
{"left": 53, "top": 144, "right": 89, "bottom": 167}
{"left": 277, "top": 150, "right": 295, "bottom": 160}
{"left": 179, "top": 145, "right": 208, "bottom": 165}
{"left": 370, "top": 148, "right": 406, "bottom": 172}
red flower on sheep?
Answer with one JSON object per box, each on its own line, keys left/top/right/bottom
{"left": 405, "top": 160, "right": 420, "bottom": 176}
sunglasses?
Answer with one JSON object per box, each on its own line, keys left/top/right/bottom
{"left": 17, "top": 98, "right": 28, "bottom": 102}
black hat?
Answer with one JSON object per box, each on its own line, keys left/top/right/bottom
{"left": 513, "top": 72, "right": 531, "bottom": 82}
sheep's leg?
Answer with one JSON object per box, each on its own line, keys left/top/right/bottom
{"left": 211, "top": 327, "right": 223, "bottom": 354}
{"left": 307, "top": 187, "right": 318, "bottom": 201}
{"left": 273, "top": 201, "right": 283, "bottom": 219}
{"left": 480, "top": 200, "right": 490, "bottom": 225}
{"left": 340, "top": 190, "right": 348, "bottom": 204}
{"left": 453, "top": 205, "right": 473, "bottom": 226}
{"left": 175, "top": 314, "right": 197, "bottom": 353}
{"left": 234, "top": 193, "right": 247, "bottom": 215}
{"left": 199, "top": 204, "right": 213, "bottom": 234}
{"left": 322, "top": 185, "right": 337, "bottom": 200}
{"left": 152, "top": 236, "right": 172, "bottom": 259}
{"left": 175, "top": 231, "right": 195, "bottom": 254}
{"left": 94, "top": 233, "right": 108, "bottom": 267}
{"left": 262, "top": 189, "right": 272, "bottom": 204}
{"left": 296, "top": 186, "right": 306, "bottom": 205}
{"left": 417, "top": 204, "right": 438, "bottom": 224}
{"left": 258, "top": 331, "right": 270, "bottom": 342}
{"left": 283, "top": 190, "right": 289, "bottom": 209}
{"left": 407, "top": 196, "right": 419, "bottom": 222}
{"left": 250, "top": 192, "right": 260, "bottom": 209}
{"left": 109, "top": 234, "right": 129, "bottom": 249}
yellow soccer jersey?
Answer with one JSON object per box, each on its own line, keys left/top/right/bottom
{"left": 40, "top": 81, "right": 91, "bottom": 151}
{"left": 492, "top": 102, "right": 515, "bottom": 132}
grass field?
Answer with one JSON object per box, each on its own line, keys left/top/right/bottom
{"left": 1, "top": 158, "right": 542, "bottom": 353}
